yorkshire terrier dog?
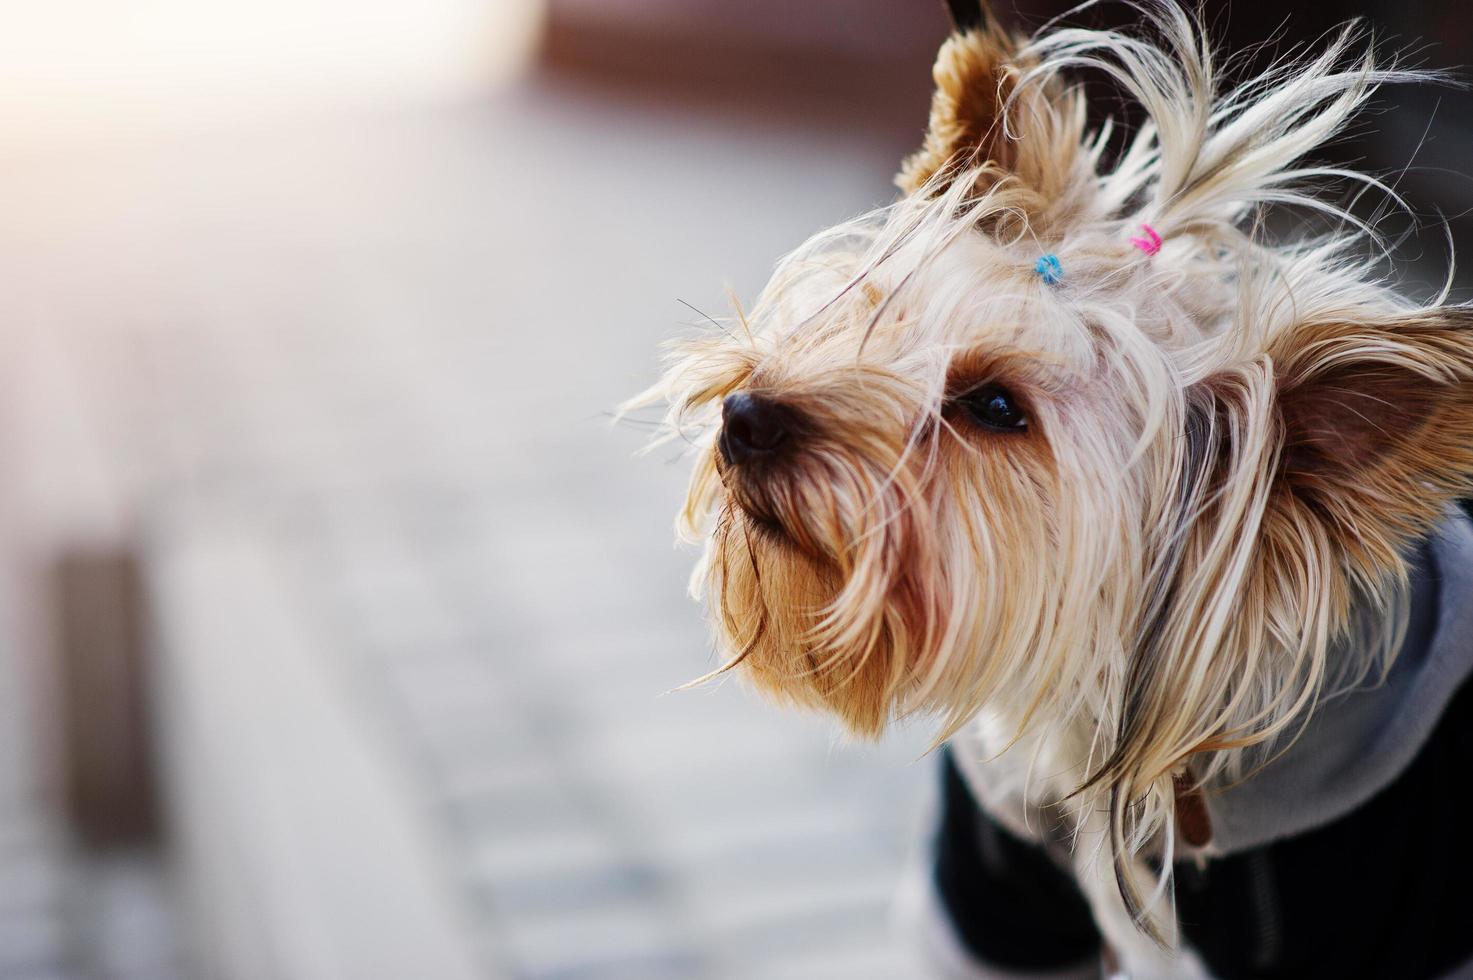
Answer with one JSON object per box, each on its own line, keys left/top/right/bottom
{"left": 633, "top": 1, "right": 1473, "bottom": 977}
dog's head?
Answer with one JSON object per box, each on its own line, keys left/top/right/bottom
{"left": 634, "top": 1, "right": 1473, "bottom": 922}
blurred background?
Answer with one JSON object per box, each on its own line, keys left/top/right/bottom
{"left": 0, "top": 2, "right": 1469, "bottom": 978}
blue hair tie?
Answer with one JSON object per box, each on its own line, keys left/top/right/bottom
{"left": 1035, "top": 254, "right": 1063, "bottom": 286}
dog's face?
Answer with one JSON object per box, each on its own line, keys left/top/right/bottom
{"left": 636, "top": 9, "right": 1473, "bottom": 889}
{"left": 671, "top": 223, "right": 1175, "bottom": 741}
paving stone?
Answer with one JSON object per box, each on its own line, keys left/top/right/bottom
{"left": 469, "top": 826, "right": 630, "bottom": 887}
{"left": 379, "top": 652, "right": 507, "bottom": 722}
{"left": 445, "top": 779, "right": 597, "bottom": 849}
{"left": 496, "top": 901, "right": 695, "bottom": 980}
{"left": 0, "top": 851, "right": 66, "bottom": 917}
{"left": 741, "top": 940, "right": 919, "bottom": 980}
{"left": 477, "top": 861, "right": 665, "bottom": 918}
{"left": 72, "top": 853, "right": 188, "bottom": 980}
{"left": 0, "top": 912, "right": 68, "bottom": 974}
{"left": 435, "top": 743, "right": 565, "bottom": 796}
{"left": 418, "top": 716, "right": 546, "bottom": 782}
{"left": 515, "top": 950, "right": 705, "bottom": 980}
{"left": 687, "top": 862, "right": 898, "bottom": 933}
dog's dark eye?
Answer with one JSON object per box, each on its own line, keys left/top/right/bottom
{"left": 956, "top": 384, "right": 1027, "bottom": 431}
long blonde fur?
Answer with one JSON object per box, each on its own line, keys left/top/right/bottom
{"left": 629, "top": 0, "right": 1473, "bottom": 958}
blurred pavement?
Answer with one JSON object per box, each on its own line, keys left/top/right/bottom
{"left": 0, "top": 62, "right": 937, "bottom": 979}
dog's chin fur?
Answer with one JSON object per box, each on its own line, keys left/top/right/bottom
{"left": 711, "top": 509, "right": 900, "bottom": 736}
{"left": 630, "top": 0, "right": 1473, "bottom": 949}
{"left": 701, "top": 392, "right": 932, "bottom": 738}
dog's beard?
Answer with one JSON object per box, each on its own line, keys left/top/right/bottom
{"left": 702, "top": 444, "right": 942, "bottom": 737}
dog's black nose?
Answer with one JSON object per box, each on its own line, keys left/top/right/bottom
{"left": 720, "top": 392, "right": 793, "bottom": 465}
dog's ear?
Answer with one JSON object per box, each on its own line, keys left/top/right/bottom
{"left": 1265, "top": 308, "right": 1473, "bottom": 567}
{"left": 942, "top": 0, "right": 989, "bottom": 33}
{"left": 1097, "top": 307, "right": 1473, "bottom": 882}
{"left": 898, "top": 7, "right": 1088, "bottom": 218}
{"left": 1144, "top": 307, "right": 1473, "bottom": 778}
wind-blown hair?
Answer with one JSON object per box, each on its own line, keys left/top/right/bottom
{"left": 632, "top": 0, "right": 1473, "bottom": 946}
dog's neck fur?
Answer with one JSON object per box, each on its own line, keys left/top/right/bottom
{"left": 950, "top": 510, "right": 1471, "bottom": 976}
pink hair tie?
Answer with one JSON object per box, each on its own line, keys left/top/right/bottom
{"left": 1130, "top": 223, "right": 1162, "bottom": 256}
